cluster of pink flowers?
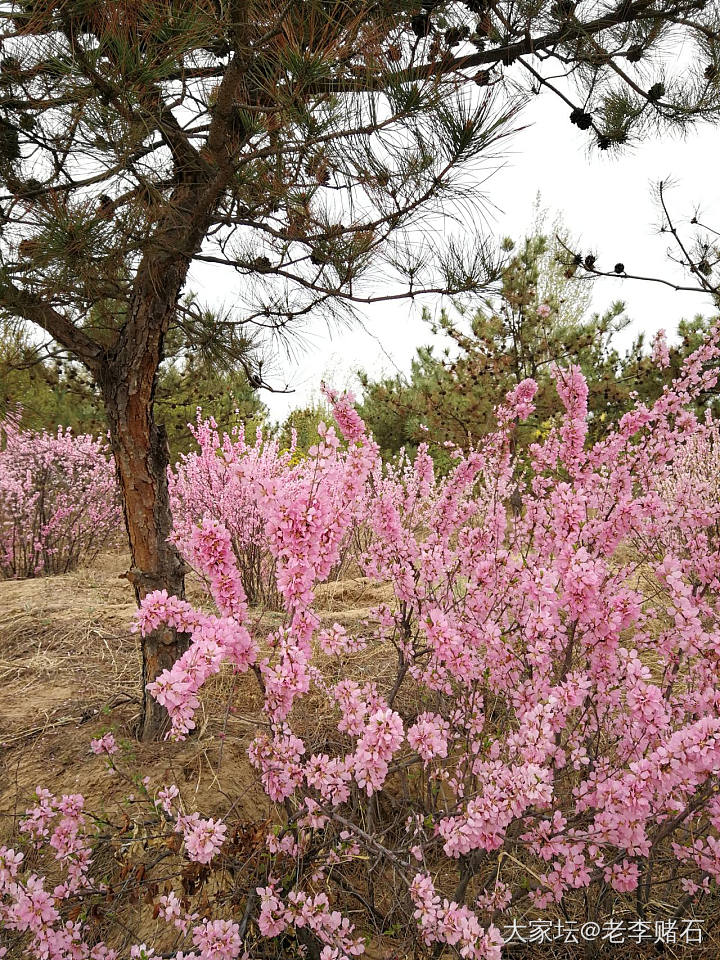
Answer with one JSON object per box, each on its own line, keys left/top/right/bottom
{"left": 136, "top": 520, "right": 257, "bottom": 738}
{"left": 168, "top": 412, "right": 296, "bottom": 608}
{"left": 652, "top": 328, "right": 671, "bottom": 368}
{"left": 407, "top": 712, "right": 450, "bottom": 763}
{"left": 305, "top": 754, "right": 353, "bottom": 806}
{"left": 317, "top": 622, "right": 367, "bottom": 655}
{"left": 351, "top": 706, "right": 404, "bottom": 795}
{"left": 0, "top": 789, "right": 119, "bottom": 960}
{"left": 89, "top": 733, "right": 117, "bottom": 756}
{"left": 319, "top": 384, "right": 366, "bottom": 443}
{"left": 248, "top": 728, "right": 306, "bottom": 802}
{"left": 411, "top": 873, "right": 504, "bottom": 960}
{"left": 191, "top": 919, "right": 243, "bottom": 960}
{"left": 9, "top": 331, "right": 720, "bottom": 959}
{"left": 257, "top": 880, "right": 365, "bottom": 959}
{"left": 0, "top": 410, "right": 121, "bottom": 578}
{"left": 177, "top": 814, "right": 227, "bottom": 865}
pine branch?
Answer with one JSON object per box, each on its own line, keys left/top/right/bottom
{"left": 0, "top": 276, "right": 104, "bottom": 372}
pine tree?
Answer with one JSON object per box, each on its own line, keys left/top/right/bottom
{"left": 359, "top": 224, "right": 719, "bottom": 462}
{"left": 0, "top": 318, "right": 104, "bottom": 430}
{"left": 1, "top": 313, "right": 265, "bottom": 456}
{"left": 1, "top": 0, "right": 718, "bottom": 736}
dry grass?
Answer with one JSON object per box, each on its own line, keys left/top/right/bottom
{"left": 0, "top": 552, "right": 262, "bottom": 833}
{"left": 0, "top": 551, "right": 401, "bottom": 849}
{"left": 2, "top": 550, "right": 717, "bottom": 959}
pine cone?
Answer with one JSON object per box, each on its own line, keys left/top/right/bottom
{"left": 570, "top": 108, "right": 592, "bottom": 130}
{"left": 411, "top": 13, "right": 431, "bottom": 37}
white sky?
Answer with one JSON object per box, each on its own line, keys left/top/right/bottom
{"left": 192, "top": 86, "right": 720, "bottom": 423}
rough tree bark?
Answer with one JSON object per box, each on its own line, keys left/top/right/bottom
{"left": 101, "top": 364, "right": 188, "bottom": 741}
{"left": 98, "top": 258, "right": 193, "bottom": 740}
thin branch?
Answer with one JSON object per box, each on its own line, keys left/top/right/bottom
{"left": 554, "top": 234, "right": 718, "bottom": 296}
{"left": 0, "top": 278, "right": 104, "bottom": 373}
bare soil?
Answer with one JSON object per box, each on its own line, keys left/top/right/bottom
{"left": 2, "top": 554, "right": 715, "bottom": 959}
{"left": 0, "top": 552, "right": 400, "bottom": 849}
{"left": 0, "top": 552, "right": 263, "bottom": 834}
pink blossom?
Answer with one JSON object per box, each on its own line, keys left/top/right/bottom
{"left": 90, "top": 733, "right": 117, "bottom": 756}
{"left": 0, "top": 411, "right": 122, "bottom": 579}
{"left": 191, "top": 919, "right": 242, "bottom": 960}
{"left": 407, "top": 712, "right": 450, "bottom": 762}
{"left": 604, "top": 859, "right": 640, "bottom": 893}
{"left": 652, "top": 328, "right": 671, "bottom": 368}
{"left": 179, "top": 816, "right": 227, "bottom": 864}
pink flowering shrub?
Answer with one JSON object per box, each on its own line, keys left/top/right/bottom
{"left": 658, "top": 415, "right": 720, "bottom": 516}
{"left": 6, "top": 340, "right": 720, "bottom": 958}
{"left": 169, "top": 406, "right": 368, "bottom": 610}
{"left": 0, "top": 410, "right": 122, "bottom": 578}
{"left": 168, "top": 414, "right": 295, "bottom": 608}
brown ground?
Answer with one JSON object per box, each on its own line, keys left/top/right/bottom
{"left": 2, "top": 554, "right": 715, "bottom": 959}
{"left": 0, "top": 550, "right": 394, "bottom": 820}
{"left": 0, "top": 551, "right": 274, "bottom": 862}
{"left": 1, "top": 551, "right": 141, "bottom": 804}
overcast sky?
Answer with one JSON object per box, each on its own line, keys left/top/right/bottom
{"left": 192, "top": 79, "right": 720, "bottom": 423}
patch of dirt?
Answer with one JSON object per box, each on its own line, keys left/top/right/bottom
{"left": 1, "top": 551, "right": 137, "bottom": 746}
{"left": 0, "top": 552, "right": 268, "bottom": 828}
{"left": 0, "top": 552, "right": 406, "bottom": 956}
{"left": 0, "top": 551, "right": 393, "bottom": 828}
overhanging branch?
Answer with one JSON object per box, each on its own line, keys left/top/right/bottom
{"left": 0, "top": 278, "right": 104, "bottom": 374}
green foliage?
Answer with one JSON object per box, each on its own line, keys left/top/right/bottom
{"left": 0, "top": 319, "right": 265, "bottom": 455}
{"left": 276, "top": 400, "right": 334, "bottom": 458}
{"left": 359, "top": 221, "right": 719, "bottom": 464}
{"left": 0, "top": 320, "right": 104, "bottom": 433}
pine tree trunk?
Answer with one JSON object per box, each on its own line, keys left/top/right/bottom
{"left": 99, "top": 278, "right": 190, "bottom": 740}
{"left": 102, "top": 370, "right": 189, "bottom": 739}
{"left": 95, "top": 179, "right": 226, "bottom": 738}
